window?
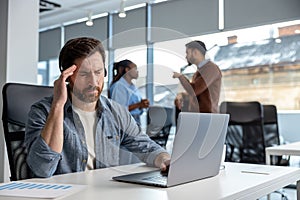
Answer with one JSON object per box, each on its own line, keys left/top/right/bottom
{"left": 114, "top": 45, "right": 148, "bottom": 127}
{"left": 37, "top": 61, "right": 48, "bottom": 85}
{"left": 191, "top": 20, "right": 300, "bottom": 110}
{"left": 38, "top": 19, "right": 300, "bottom": 110}
{"left": 48, "top": 59, "right": 60, "bottom": 86}
{"left": 114, "top": 45, "right": 147, "bottom": 98}
{"left": 38, "top": 59, "right": 59, "bottom": 86}
{"left": 153, "top": 38, "right": 188, "bottom": 107}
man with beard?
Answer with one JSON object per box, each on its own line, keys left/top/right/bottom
{"left": 173, "top": 40, "right": 222, "bottom": 114}
{"left": 25, "top": 37, "right": 170, "bottom": 178}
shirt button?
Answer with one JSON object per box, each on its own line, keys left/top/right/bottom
{"left": 83, "top": 160, "right": 87, "bottom": 163}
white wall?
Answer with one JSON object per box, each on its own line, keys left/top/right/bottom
{"left": 7, "top": 0, "right": 39, "bottom": 83}
{"left": 0, "top": 0, "right": 39, "bottom": 182}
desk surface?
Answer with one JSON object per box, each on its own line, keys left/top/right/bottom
{"left": 2, "top": 162, "right": 300, "bottom": 200}
{"left": 266, "top": 141, "right": 300, "bottom": 155}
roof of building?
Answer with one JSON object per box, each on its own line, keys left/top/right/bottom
{"left": 212, "top": 34, "right": 300, "bottom": 70}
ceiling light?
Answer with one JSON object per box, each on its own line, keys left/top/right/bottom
{"left": 118, "top": 12, "right": 126, "bottom": 18}
{"left": 86, "top": 11, "right": 93, "bottom": 26}
{"left": 118, "top": 0, "right": 126, "bottom": 18}
{"left": 275, "top": 38, "right": 282, "bottom": 43}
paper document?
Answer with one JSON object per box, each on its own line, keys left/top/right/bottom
{"left": 0, "top": 181, "right": 86, "bottom": 199}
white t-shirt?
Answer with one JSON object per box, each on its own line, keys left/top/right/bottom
{"left": 73, "top": 106, "right": 97, "bottom": 170}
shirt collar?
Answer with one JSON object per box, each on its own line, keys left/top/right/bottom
{"left": 120, "top": 77, "right": 133, "bottom": 87}
{"left": 197, "top": 59, "right": 210, "bottom": 70}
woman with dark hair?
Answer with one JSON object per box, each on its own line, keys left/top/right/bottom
{"left": 109, "top": 59, "right": 132, "bottom": 95}
{"left": 110, "top": 59, "right": 149, "bottom": 125}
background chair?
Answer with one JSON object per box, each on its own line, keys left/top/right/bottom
{"left": 220, "top": 101, "right": 266, "bottom": 164}
{"left": 2, "top": 82, "right": 53, "bottom": 180}
{"left": 146, "top": 106, "right": 174, "bottom": 148}
{"left": 263, "top": 104, "right": 289, "bottom": 166}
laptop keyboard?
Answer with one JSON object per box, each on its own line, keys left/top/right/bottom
{"left": 142, "top": 175, "right": 167, "bottom": 184}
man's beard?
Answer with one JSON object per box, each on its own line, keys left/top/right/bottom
{"left": 71, "top": 84, "right": 102, "bottom": 103}
{"left": 187, "top": 57, "right": 195, "bottom": 65}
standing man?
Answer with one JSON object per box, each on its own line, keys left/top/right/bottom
{"left": 25, "top": 37, "right": 170, "bottom": 178}
{"left": 173, "top": 40, "right": 222, "bottom": 113}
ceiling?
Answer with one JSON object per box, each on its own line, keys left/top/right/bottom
{"left": 39, "top": 0, "right": 157, "bottom": 29}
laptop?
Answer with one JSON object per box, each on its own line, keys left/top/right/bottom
{"left": 113, "top": 112, "right": 229, "bottom": 188}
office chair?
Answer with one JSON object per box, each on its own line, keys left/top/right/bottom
{"left": 220, "top": 101, "right": 266, "bottom": 164}
{"left": 146, "top": 106, "right": 174, "bottom": 148}
{"left": 263, "top": 104, "right": 289, "bottom": 166}
{"left": 2, "top": 82, "right": 53, "bottom": 180}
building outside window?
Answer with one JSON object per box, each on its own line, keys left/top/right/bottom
{"left": 204, "top": 21, "right": 300, "bottom": 110}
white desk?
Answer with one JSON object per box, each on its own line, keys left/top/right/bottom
{"left": 1, "top": 162, "right": 300, "bottom": 200}
{"left": 265, "top": 141, "right": 300, "bottom": 165}
{"left": 265, "top": 142, "right": 300, "bottom": 200}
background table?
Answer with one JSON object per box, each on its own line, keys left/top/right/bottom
{"left": 266, "top": 141, "right": 300, "bottom": 165}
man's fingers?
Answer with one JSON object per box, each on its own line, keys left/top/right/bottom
{"left": 160, "top": 159, "right": 170, "bottom": 171}
{"left": 61, "top": 65, "right": 77, "bottom": 81}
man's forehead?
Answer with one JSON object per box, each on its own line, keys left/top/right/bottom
{"left": 77, "top": 53, "right": 103, "bottom": 67}
{"left": 83, "top": 52, "right": 102, "bottom": 61}
{"left": 186, "top": 48, "right": 192, "bottom": 52}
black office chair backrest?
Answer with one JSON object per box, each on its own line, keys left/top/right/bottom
{"left": 220, "top": 101, "right": 266, "bottom": 164}
{"left": 263, "top": 104, "right": 289, "bottom": 166}
{"left": 263, "top": 105, "right": 280, "bottom": 147}
{"left": 146, "top": 106, "right": 174, "bottom": 148}
{"left": 2, "top": 82, "right": 53, "bottom": 180}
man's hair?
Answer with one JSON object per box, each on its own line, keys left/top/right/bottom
{"left": 185, "top": 40, "right": 207, "bottom": 55}
{"left": 59, "top": 37, "right": 106, "bottom": 72}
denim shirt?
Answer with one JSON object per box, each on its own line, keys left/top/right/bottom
{"left": 25, "top": 95, "right": 166, "bottom": 178}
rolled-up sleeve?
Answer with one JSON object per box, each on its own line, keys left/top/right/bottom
{"left": 25, "top": 101, "right": 61, "bottom": 178}
{"left": 26, "top": 135, "right": 61, "bottom": 177}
